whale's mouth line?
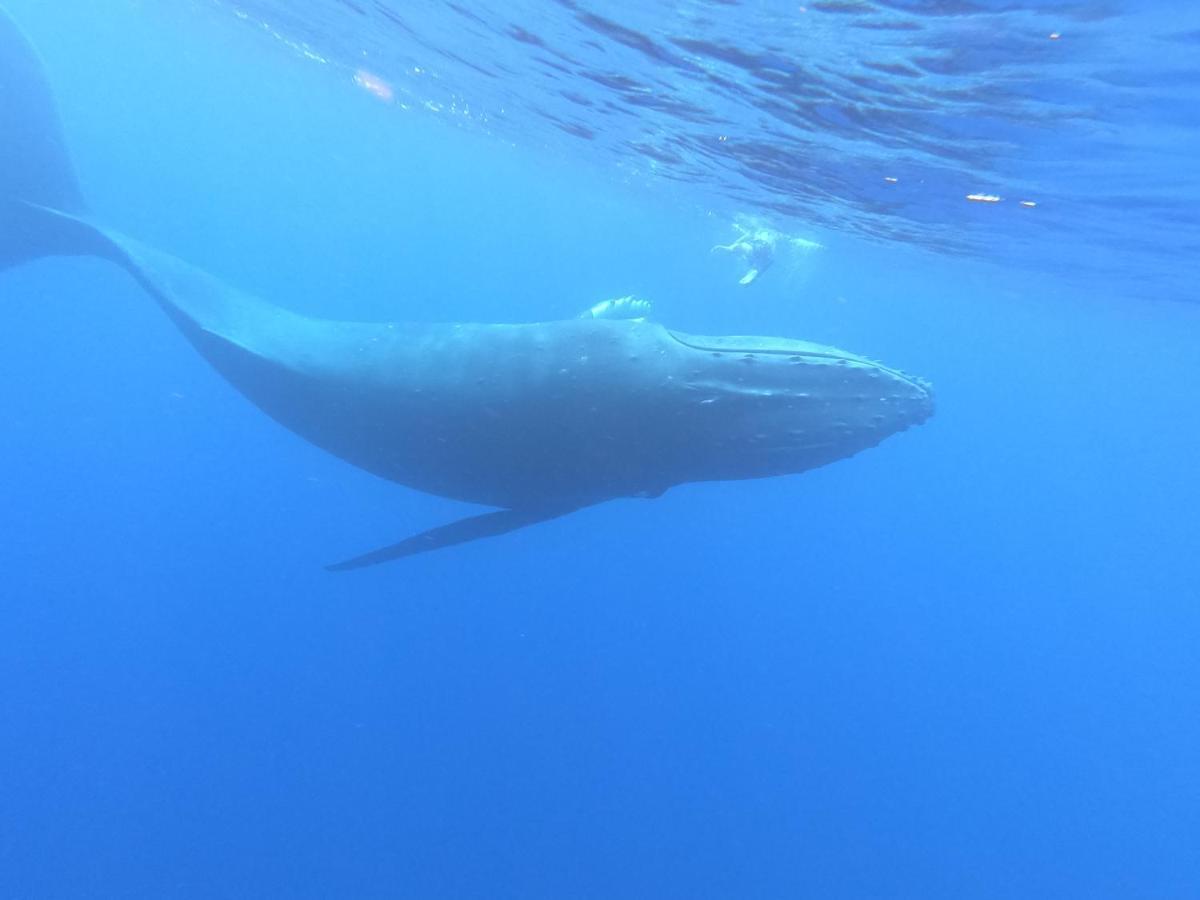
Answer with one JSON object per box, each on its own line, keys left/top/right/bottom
{"left": 667, "top": 330, "right": 842, "bottom": 359}
{"left": 666, "top": 330, "right": 932, "bottom": 395}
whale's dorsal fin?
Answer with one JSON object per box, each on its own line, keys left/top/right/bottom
{"left": 578, "top": 295, "right": 653, "bottom": 321}
{"left": 326, "top": 506, "right": 581, "bottom": 571}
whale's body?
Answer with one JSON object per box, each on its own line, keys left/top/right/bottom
{"left": 0, "top": 9, "right": 933, "bottom": 568}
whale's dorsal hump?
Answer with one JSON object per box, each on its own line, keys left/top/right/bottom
{"left": 578, "top": 295, "right": 653, "bottom": 321}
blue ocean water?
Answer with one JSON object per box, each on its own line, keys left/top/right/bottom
{"left": 1, "top": 1, "right": 1198, "bottom": 897}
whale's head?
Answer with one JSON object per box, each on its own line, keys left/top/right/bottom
{"left": 659, "top": 328, "right": 933, "bottom": 484}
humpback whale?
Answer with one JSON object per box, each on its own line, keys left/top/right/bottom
{"left": 0, "top": 10, "right": 933, "bottom": 569}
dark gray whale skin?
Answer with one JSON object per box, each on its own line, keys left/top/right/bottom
{"left": 0, "top": 9, "right": 933, "bottom": 568}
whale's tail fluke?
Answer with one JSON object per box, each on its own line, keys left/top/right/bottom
{"left": 0, "top": 7, "right": 291, "bottom": 347}
{"left": 0, "top": 6, "right": 92, "bottom": 271}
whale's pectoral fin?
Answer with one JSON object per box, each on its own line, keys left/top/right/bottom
{"left": 326, "top": 506, "right": 580, "bottom": 572}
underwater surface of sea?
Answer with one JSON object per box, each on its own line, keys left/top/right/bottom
{"left": 1, "top": 1, "right": 1198, "bottom": 897}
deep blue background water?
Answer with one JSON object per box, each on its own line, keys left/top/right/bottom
{"left": 2, "top": 2, "right": 1198, "bottom": 897}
